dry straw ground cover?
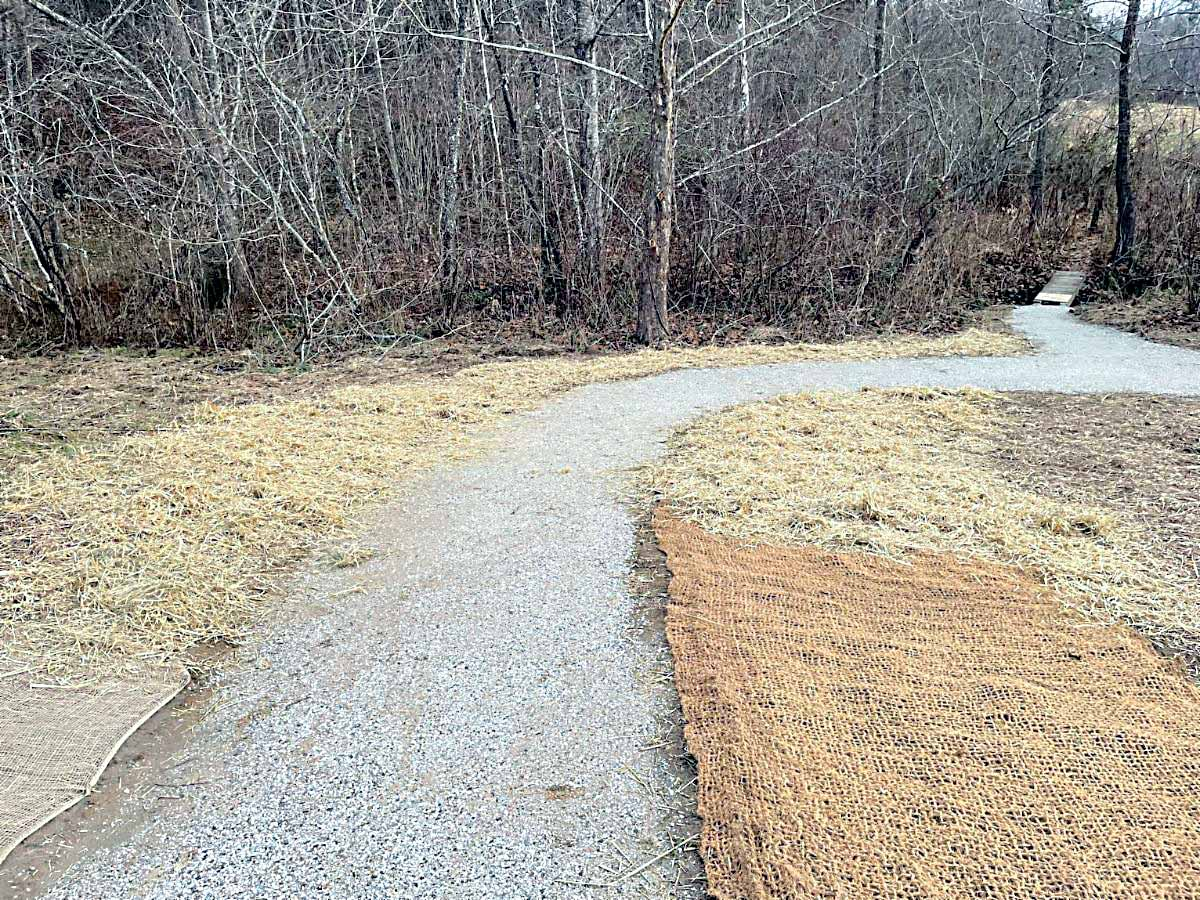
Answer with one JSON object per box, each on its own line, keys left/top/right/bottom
{"left": 648, "top": 387, "right": 1200, "bottom": 651}
{"left": 0, "top": 329, "right": 1025, "bottom": 676}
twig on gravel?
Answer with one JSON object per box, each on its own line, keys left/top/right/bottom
{"left": 575, "top": 834, "right": 701, "bottom": 888}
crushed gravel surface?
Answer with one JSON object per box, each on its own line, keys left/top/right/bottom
{"left": 32, "top": 308, "right": 1200, "bottom": 899}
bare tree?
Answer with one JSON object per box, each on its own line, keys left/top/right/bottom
{"left": 1028, "top": 0, "right": 1057, "bottom": 227}
{"left": 1, "top": 0, "right": 1190, "bottom": 352}
{"left": 575, "top": 0, "right": 604, "bottom": 283}
{"left": 635, "top": 0, "right": 683, "bottom": 345}
{"left": 1112, "top": 0, "right": 1142, "bottom": 267}
{"left": 162, "top": 0, "right": 247, "bottom": 303}
{"left": 1, "top": 0, "right": 77, "bottom": 339}
{"left": 439, "top": 0, "right": 473, "bottom": 310}
{"left": 869, "top": 0, "right": 886, "bottom": 151}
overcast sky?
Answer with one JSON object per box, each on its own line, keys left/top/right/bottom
{"left": 1086, "top": 1, "right": 1196, "bottom": 24}
{"left": 1090, "top": 1, "right": 1136, "bottom": 20}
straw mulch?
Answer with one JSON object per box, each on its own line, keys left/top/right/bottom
{"left": 648, "top": 387, "right": 1199, "bottom": 652}
{"left": 0, "top": 330, "right": 1024, "bottom": 675}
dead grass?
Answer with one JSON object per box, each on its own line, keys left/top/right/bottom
{"left": 0, "top": 329, "right": 1026, "bottom": 676}
{"left": 647, "top": 388, "right": 1199, "bottom": 652}
{"left": 1060, "top": 100, "right": 1200, "bottom": 152}
{"left": 325, "top": 544, "right": 377, "bottom": 569}
{"left": 0, "top": 348, "right": 421, "bottom": 479}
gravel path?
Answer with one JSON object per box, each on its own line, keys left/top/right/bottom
{"left": 37, "top": 308, "right": 1200, "bottom": 899}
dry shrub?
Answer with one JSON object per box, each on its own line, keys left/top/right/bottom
{"left": 648, "top": 388, "right": 1199, "bottom": 649}
{"left": 0, "top": 330, "right": 1026, "bottom": 674}
{"left": 678, "top": 208, "right": 1061, "bottom": 342}
{"left": 1063, "top": 99, "right": 1200, "bottom": 335}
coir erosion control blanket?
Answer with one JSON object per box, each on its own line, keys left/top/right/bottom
{"left": 656, "top": 510, "right": 1200, "bottom": 899}
{"left": 0, "top": 663, "right": 186, "bottom": 865}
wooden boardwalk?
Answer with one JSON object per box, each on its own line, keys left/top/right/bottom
{"left": 1035, "top": 271, "right": 1085, "bottom": 306}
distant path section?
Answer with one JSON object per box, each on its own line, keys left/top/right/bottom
{"left": 37, "top": 308, "right": 1200, "bottom": 899}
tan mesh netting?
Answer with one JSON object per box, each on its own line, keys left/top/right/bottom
{"left": 0, "top": 662, "right": 186, "bottom": 864}
{"left": 657, "top": 510, "right": 1200, "bottom": 899}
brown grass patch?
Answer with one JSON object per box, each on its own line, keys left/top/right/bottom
{"left": 1060, "top": 99, "right": 1200, "bottom": 152}
{"left": 0, "top": 348, "right": 420, "bottom": 479}
{"left": 0, "top": 330, "right": 1025, "bottom": 676}
{"left": 647, "top": 388, "right": 1199, "bottom": 650}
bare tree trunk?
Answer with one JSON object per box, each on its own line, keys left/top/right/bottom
{"left": 484, "top": 21, "right": 564, "bottom": 314}
{"left": 732, "top": 0, "right": 753, "bottom": 253}
{"left": 736, "top": 0, "right": 752, "bottom": 147}
{"left": 1089, "top": 182, "right": 1104, "bottom": 233}
{"left": 439, "top": 0, "right": 470, "bottom": 302}
{"left": 636, "top": 0, "right": 679, "bottom": 345}
{"left": 198, "top": 0, "right": 246, "bottom": 299}
{"left": 1028, "top": 0, "right": 1056, "bottom": 228}
{"left": 513, "top": 3, "right": 569, "bottom": 316}
{"left": 529, "top": 55, "right": 568, "bottom": 315}
{"left": 474, "top": 1, "right": 514, "bottom": 262}
{"left": 576, "top": 0, "right": 603, "bottom": 282}
{"left": 4, "top": 0, "right": 78, "bottom": 339}
{"left": 367, "top": 0, "right": 404, "bottom": 204}
{"left": 163, "top": 0, "right": 247, "bottom": 302}
{"left": 1111, "top": 0, "right": 1140, "bottom": 268}
{"left": 869, "top": 0, "right": 886, "bottom": 150}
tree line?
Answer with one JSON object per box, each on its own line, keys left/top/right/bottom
{"left": 1, "top": 0, "right": 1198, "bottom": 356}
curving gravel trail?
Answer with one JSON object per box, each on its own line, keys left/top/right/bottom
{"left": 36, "top": 308, "right": 1200, "bottom": 899}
